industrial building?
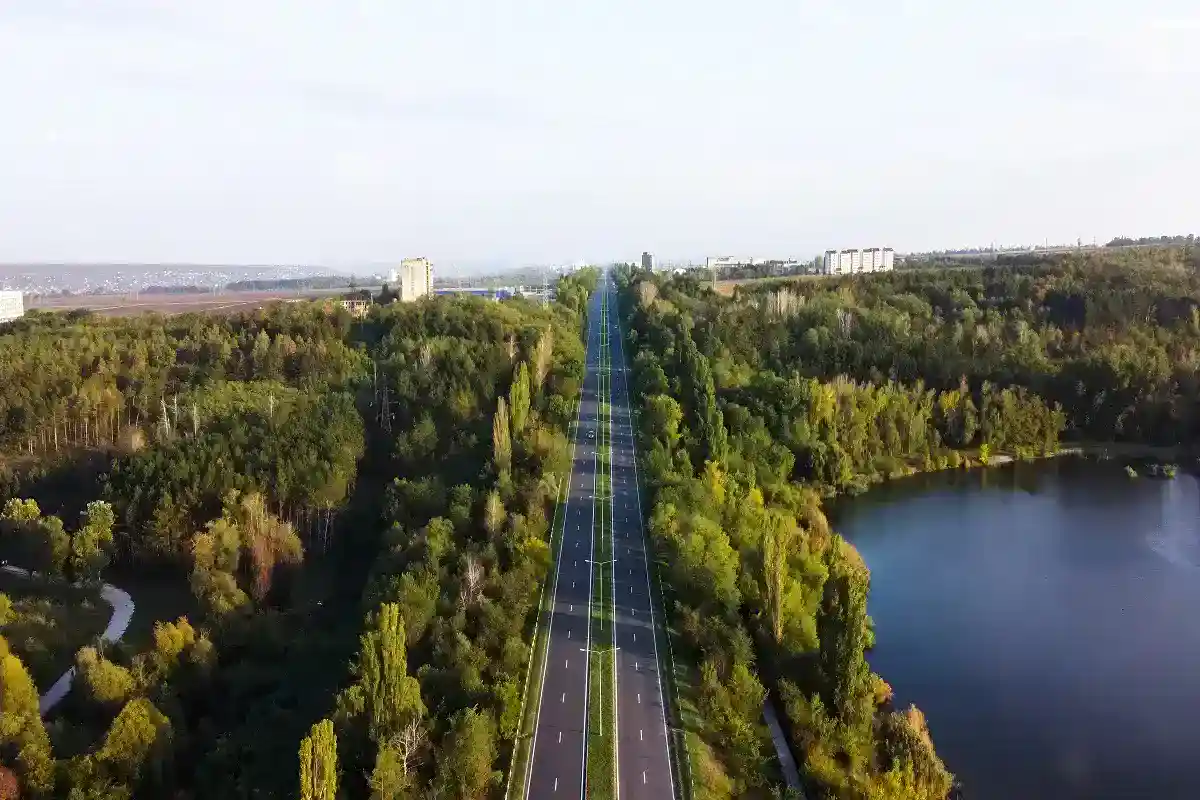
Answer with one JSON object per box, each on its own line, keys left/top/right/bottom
{"left": 388, "top": 258, "right": 433, "bottom": 302}
{"left": 0, "top": 290, "right": 24, "bottom": 323}
{"left": 821, "top": 248, "right": 895, "bottom": 275}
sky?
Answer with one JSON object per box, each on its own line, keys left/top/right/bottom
{"left": 1, "top": 0, "right": 1198, "bottom": 271}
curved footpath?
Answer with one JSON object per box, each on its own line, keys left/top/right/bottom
{"left": 0, "top": 565, "right": 135, "bottom": 716}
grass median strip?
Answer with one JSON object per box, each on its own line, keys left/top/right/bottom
{"left": 586, "top": 291, "right": 618, "bottom": 799}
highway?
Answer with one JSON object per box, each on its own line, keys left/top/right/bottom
{"left": 608, "top": 275, "right": 675, "bottom": 800}
{"left": 524, "top": 271, "right": 675, "bottom": 798}
{"left": 524, "top": 281, "right": 604, "bottom": 798}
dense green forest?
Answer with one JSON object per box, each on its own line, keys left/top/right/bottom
{"left": 0, "top": 269, "right": 597, "bottom": 799}
{"left": 617, "top": 248, "right": 1200, "bottom": 800}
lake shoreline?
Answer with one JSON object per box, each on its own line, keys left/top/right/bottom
{"left": 837, "top": 460, "right": 1200, "bottom": 800}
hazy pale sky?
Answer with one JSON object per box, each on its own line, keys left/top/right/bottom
{"left": 1, "top": 0, "right": 1198, "bottom": 267}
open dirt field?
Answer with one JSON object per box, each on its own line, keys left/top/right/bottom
{"left": 25, "top": 288, "right": 352, "bottom": 317}
{"left": 714, "top": 273, "right": 826, "bottom": 295}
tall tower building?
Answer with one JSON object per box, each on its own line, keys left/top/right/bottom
{"left": 397, "top": 258, "right": 433, "bottom": 302}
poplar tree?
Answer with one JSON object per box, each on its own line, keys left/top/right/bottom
{"left": 817, "top": 541, "right": 873, "bottom": 730}
{"left": 359, "top": 603, "right": 426, "bottom": 741}
{"left": 298, "top": 718, "right": 338, "bottom": 800}
{"left": 509, "top": 362, "right": 531, "bottom": 437}
{"left": 491, "top": 397, "right": 511, "bottom": 477}
{"left": 531, "top": 328, "right": 553, "bottom": 401}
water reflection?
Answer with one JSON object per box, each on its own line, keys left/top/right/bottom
{"left": 838, "top": 460, "right": 1200, "bottom": 800}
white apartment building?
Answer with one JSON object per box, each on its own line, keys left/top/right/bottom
{"left": 822, "top": 248, "right": 895, "bottom": 275}
{"left": 388, "top": 258, "right": 433, "bottom": 302}
{"left": 0, "top": 290, "right": 24, "bottom": 323}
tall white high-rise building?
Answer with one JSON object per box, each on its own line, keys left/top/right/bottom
{"left": 0, "top": 290, "right": 24, "bottom": 323}
{"left": 822, "top": 248, "right": 894, "bottom": 275}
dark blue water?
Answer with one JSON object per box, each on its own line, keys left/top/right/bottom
{"left": 836, "top": 459, "right": 1200, "bottom": 800}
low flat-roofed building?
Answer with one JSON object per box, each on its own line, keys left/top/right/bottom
{"left": 0, "top": 290, "right": 24, "bottom": 323}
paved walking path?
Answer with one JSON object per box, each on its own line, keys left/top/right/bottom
{"left": 0, "top": 565, "right": 135, "bottom": 715}
{"left": 764, "top": 698, "right": 804, "bottom": 793}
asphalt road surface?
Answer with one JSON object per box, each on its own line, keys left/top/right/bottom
{"left": 524, "top": 274, "right": 675, "bottom": 798}
{"left": 608, "top": 279, "right": 675, "bottom": 800}
{"left": 525, "top": 282, "right": 605, "bottom": 798}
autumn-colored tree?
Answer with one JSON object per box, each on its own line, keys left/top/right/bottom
{"left": 0, "top": 635, "right": 54, "bottom": 795}
{"left": 0, "top": 766, "right": 19, "bottom": 800}
{"left": 96, "top": 697, "right": 173, "bottom": 786}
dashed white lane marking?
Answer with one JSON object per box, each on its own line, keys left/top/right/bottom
{"left": 643, "top": 771, "right": 647, "bottom": 784}
{"left": 640, "top": 729, "right": 644, "bottom": 741}
{"left": 558, "top": 732, "right": 562, "bottom": 743}
{"left": 565, "top": 659, "right": 569, "bottom": 668}
{"left": 570, "top": 604, "right": 573, "bottom": 611}
{"left": 638, "top": 693, "right": 642, "bottom": 704}
{"left": 555, "top": 777, "right": 559, "bottom": 791}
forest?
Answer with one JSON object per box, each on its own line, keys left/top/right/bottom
{"left": 0, "top": 269, "right": 596, "bottom": 799}
{"left": 616, "top": 246, "right": 1200, "bottom": 800}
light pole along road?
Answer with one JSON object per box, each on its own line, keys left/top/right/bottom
{"left": 524, "top": 278, "right": 605, "bottom": 798}
{"left": 608, "top": 272, "right": 676, "bottom": 800}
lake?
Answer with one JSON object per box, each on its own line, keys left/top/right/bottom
{"left": 836, "top": 458, "right": 1200, "bottom": 800}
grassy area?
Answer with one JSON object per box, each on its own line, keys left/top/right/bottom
{"left": 586, "top": 291, "right": 617, "bottom": 799}
{"left": 0, "top": 571, "right": 110, "bottom": 689}
{"left": 102, "top": 569, "right": 198, "bottom": 652}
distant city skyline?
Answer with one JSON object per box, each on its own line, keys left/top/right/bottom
{"left": 1, "top": 1, "right": 1197, "bottom": 265}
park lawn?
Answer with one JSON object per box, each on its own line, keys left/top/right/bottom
{"left": 0, "top": 571, "right": 110, "bottom": 689}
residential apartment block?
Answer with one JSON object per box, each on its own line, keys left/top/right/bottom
{"left": 821, "top": 248, "right": 895, "bottom": 275}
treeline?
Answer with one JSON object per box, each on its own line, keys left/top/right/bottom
{"left": 620, "top": 272, "right": 953, "bottom": 799}
{"left": 320, "top": 272, "right": 595, "bottom": 797}
{"left": 104, "top": 382, "right": 365, "bottom": 563}
{"left": 0, "top": 272, "right": 599, "bottom": 799}
{"left": 0, "top": 303, "right": 367, "bottom": 456}
{"left": 1106, "top": 234, "right": 1197, "bottom": 247}
{"left": 720, "top": 248, "right": 1200, "bottom": 447}
{"left": 621, "top": 249, "right": 1200, "bottom": 798}
{"left": 0, "top": 303, "right": 376, "bottom": 800}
